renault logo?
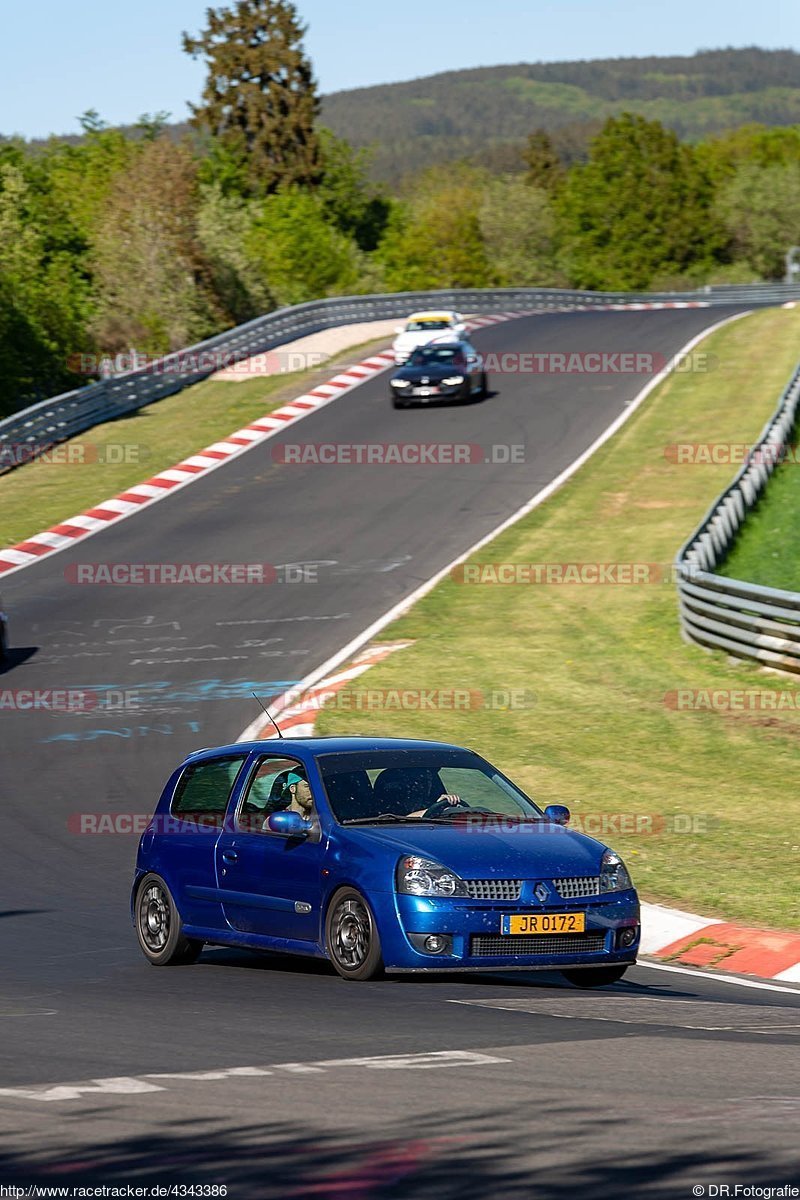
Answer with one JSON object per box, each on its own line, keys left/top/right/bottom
{"left": 534, "top": 883, "right": 549, "bottom": 903}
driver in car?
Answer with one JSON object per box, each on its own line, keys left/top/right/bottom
{"left": 260, "top": 769, "right": 314, "bottom": 830}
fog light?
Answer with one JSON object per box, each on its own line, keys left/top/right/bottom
{"left": 617, "top": 926, "right": 638, "bottom": 949}
{"left": 408, "top": 932, "right": 453, "bottom": 955}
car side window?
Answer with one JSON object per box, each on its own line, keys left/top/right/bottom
{"left": 238, "top": 754, "right": 314, "bottom": 834}
{"left": 171, "top": 755, "right": 248, "bottom": 825}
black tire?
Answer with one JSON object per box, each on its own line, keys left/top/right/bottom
{"left": 325, "top": 888, "right": 384, "bottom": 981}
{"left": 392, "top": 396, "right": 409, "bottom": 409}
{"left": 135, "top": 873, "right": 203, "bottom": 966}
{"left": 479, "top": 372, "right": 489, "bottom": 399}
{"left": 561, "top": 965, "right": 629, "bottom": 988}
{"left": 0, "top": 623, "right": 7, "bottom": 663}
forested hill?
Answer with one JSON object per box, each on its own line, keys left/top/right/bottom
{"left": 321, "top": 47, "right": 800, "bottom": 179}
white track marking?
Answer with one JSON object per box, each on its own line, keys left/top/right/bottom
{"left": 636, "top": 960, "right": 800, "bottom": 995}
{"left": 0, "top": 1050, "right": 510, "bottom": 1103}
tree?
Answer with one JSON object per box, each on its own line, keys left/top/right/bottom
{"left": 556, "top": 113, "right": 724, "bottom": 290}
{"left": 0, "top": 161, "right": 91, "bottom": 410}
{"left": 90, "top": 139, "right": 221, "bottom": 353}
{"left": 479, "top": 177, "right": 561, "bottom": 286}
{"left": 523, "top": 130, "right": 564, "bottom": 191}
{"left": 183, "top": 0, "right": 320, "bottom": 197}
{"left": 716, "top": 162, "right": 800, "bottom": 279}
{"left": 196, "top": 183, "right": 274, "bottom": 321}
{"left": 316, "top": 129, "right": 392, "bottom": 251}
{"left": 245, "top": 188, "right": 363, "bottom": 306}
{"left": 376, "top": 166, "right": 492, "bottom": 291}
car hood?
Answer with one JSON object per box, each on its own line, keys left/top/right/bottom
{"left": 393, "top": 362, "right": 459, "bottom": 382}
{"left": 340, "top": 821, "right": 608, "bottom": 877}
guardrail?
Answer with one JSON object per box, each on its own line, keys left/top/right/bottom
{"left": 675, "top": 358, "right": 800, "bottom": 674}
{"left": 3, "top": 282, "right": 800, "bottom": 475}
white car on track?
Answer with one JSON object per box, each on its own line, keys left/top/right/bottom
{"left": 392, "top": 310, "right": 467, "bottom": 364}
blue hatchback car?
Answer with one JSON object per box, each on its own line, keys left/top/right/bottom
{"left": 132, "top": 737, "right": 640, "bottom": 985}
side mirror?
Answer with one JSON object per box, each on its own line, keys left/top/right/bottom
{"left": 455, "top": 324, "right": 466, "bottom": 335}
{"left": 543, "top": 804, "right": 570, "bottom": 826}
{"left": 395, "top": 326, "right": 405, "bottom": 335}
{"left": 267, "top": 811, "right": 310, "bottom": 838}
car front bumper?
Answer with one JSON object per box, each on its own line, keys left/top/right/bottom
{"left": 378, "top": 890, "right": 640, "bottom": 971}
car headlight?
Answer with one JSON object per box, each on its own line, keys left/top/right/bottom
{"left": 396, "top": 856, "right": 468, "bottom": 897}
{"left": 391, "top": 379, "right": 411, "bottom": 388}
{"left": 442, "top": 376, "right": 464, "bottom": 385}
{"left": 599, "top": 849, "right": 632, "bottom": 892}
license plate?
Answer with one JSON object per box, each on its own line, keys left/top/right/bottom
{"left": 502, "top": 913, "right": 585, "bottom": 934}
{"left": 414, "top": 387, "right": 437, "bottom": 396}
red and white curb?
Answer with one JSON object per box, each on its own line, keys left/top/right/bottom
{"left": 251, "top": 640, "right": 413, "bottom": 739}
{"left": 248, "top": 639, "right": 800, "bottom": 985}
{"left": 0, "top": 311, "right": 529, "bottom": 580}
{"left": 0, "top": 350, "right": 400, "bottom": 579}
{"left": 0, "top": 302, "right": 711, "bottom": 581}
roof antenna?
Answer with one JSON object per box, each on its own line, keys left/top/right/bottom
{"left": 252, "top": 693, "right": 284, "bottom": 739}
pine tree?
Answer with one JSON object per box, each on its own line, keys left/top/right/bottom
{"left": 183, "top": 0, "right": 321, "bottom": 197}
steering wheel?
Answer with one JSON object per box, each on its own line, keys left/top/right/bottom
{"left": 421, "top": 796, "right": 472, "bottom": 818}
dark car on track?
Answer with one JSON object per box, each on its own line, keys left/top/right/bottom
{"left": 132, "top": 736, "right": 640, "bottom": 985}
{"left": 389, "top": 340, "right": 488, "bottom": 408}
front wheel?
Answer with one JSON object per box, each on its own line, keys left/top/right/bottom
{"left": 479, "top": 372, "right": 489, "bottom": 399}
{"left": 561, "top": 965, "right": 629, "bottom": 988}
{"left": 325, "top": 888, "right": 384, "bottom": 981}
{"left": 135, "top": 873, "right": 203, "bottom": 965}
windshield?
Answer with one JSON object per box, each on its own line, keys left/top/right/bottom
{"left": 406, "top": 318, "right": 452, "bottom": 332}
{"left": 408, "top": 345, "right": 464, "bottom": 366}
{"left": 317, "top": 748, "right": 542, "bottom": 824}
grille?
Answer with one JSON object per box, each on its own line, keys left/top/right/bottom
{"left": 552, "top": 876, "right": 601, "bottom": 899}
{"left": 470, "top": 933, "right": 607, "bottom": 957}
{"left": 464, "top": 879, "right": 523, "bottom": 901}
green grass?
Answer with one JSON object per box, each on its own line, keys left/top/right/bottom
{"left": 0, "top": 336, "right": 391, "bottom": 549}
{"left": 318, "top": 308, "right": 800, "bottom": 929}
{"left": 718, "top": 439, "right": 800, "bottom": 591}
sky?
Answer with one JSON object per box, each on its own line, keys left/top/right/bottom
{"left": 1, "top": 0, "right": 798, "bottom": 140}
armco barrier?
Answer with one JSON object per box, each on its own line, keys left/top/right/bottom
{"left": 3, "top": 283, "right": 800, "bottom": 475}
{"left": 676, "top": 358, "right": 800, "bottom": 673}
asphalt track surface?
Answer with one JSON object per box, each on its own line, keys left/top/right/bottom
{"left": 3, "top": 306, "right": 799, "bottom": 1197}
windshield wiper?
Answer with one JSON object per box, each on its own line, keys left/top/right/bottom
{"left": 341, "top": 814, "right": 440, "bottom": 826}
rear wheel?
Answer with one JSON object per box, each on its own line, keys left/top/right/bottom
{"left": 561, "top": 965, "right": 628, "bottom": 988}
{"left": 326, "top": 888, "right": 384, "bottom": 981}
{"left": 135, "top": 873, "right": 203, "bottom": 966}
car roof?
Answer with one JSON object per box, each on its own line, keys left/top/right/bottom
{"left": 405, "top": 311, "right": 455, "bottom": 321}
{"left": 184, "top": 735, "right": 470, "bottom": 763}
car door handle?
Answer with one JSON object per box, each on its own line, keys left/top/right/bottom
{"left": 222, "top": 851, "right": 238, "bottom": 863}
